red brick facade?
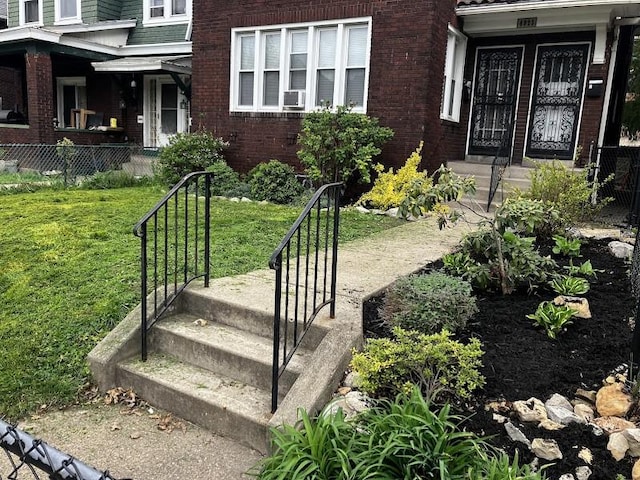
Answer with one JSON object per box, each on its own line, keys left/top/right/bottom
{"left": 192, "top": 0, "right": 460, "bottom": 175}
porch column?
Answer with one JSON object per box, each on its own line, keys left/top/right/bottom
{"left": 25, "top": 47, "right": 55, "bottom": 144}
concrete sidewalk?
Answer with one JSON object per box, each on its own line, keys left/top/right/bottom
{"left": 16, "top": 216, "right": 473, "bottom": 480}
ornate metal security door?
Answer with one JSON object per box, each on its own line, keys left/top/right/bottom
{"left": 526, "top": 44, "right": 589, "bottom": 159}
{"left": 468, "top": 47, "right": 523, "bottom": 155}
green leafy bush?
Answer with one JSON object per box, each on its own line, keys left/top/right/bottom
{"left": 563, "top": 259, "right": 601, "bottom": 279}
{"left": 357, "top": 142, "right": 428, "bottom": 210}
{"left": 205, "top": 161, "right": 242, "bottom": 197}
{"left": 81, "top": 170, "right": 154, "bottom": 189}
{"left": 527, "top": 301, "right": 574, "bottom": 339}
{"left": 254, "top": 387, "right": 544, "bottom": 480}
{"left": 514, "top": 160, "right": 611, "bottom": 227}
{"left": 246, "top": 159, "right": 305, "bottom": 204}
{"left": 297, "top": 104, "right": 394, "bottom": 185}
{"left": 495, "top": 197, "right": 561, "bottom": 239}
{"left": 350, "top": 327, "right": 485, "bottom": 404}
{"left": 157, "top": 131, "right": 228, "bottom": 186}
{"left": 381, "top": 272, "right": 477, "bottom": 334}
{"left": 550, "top": 275, "right": 590, "bottom": 295}
{"left": 552, "top": 234, "right": 582, "bottom": 257}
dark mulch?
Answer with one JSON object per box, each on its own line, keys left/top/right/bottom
{"left": 363, "top": 238, "right": 637, "bottom": 479}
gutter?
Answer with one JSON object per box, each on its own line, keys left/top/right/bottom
{"left": 457, "top": 0, "right": 640, "bottom": 16}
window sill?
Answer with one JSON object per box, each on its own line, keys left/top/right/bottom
{"left": 142, "top": 16, "right": 190, "bottom": 27}
{"left": 0, "top": 123, "right": 29, "bottom": 129}
{"left": 54, "top": 18, "right": 83, "bottom": 26}
{"left": 55, "top": 127, "right": 124, "bottom": 133}
{"left": 229, "top": 111, "right": 306, "bottom": 119}
{"left": 440, "top": 116, "right": 461, "bottom": 127}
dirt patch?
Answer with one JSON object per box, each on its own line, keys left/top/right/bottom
{"left": 364, "top": 238, "right": 637, "bottom": 479}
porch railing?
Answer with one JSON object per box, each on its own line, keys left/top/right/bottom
{"left": 269, "top": 182, "right": 342, "bottom": 413}
{"left": 0, "top": 419, "right": 118, "bottom": 480}
{"left": 487, "top": 121, "right": 516, "bottom": 211}
{"left": 133, "top": 172, "right": 212, "bottom": 360}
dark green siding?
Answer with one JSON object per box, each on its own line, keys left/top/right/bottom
{"left": 7, "top": 0, "right": 17, "bottom": 27}
{"left": 97, "top": 0, "right": 123, "bottom": 21}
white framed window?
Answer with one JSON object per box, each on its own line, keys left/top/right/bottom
{"left": 230, "top": 18, "right": 372, "bottom": 113}
{"left": 55, "top": 0, "right": 81, "bottom": 25}
{"left": 19, "top": 0, "right": 42, "bottom": 26}
{"left": 56, "top": 77, "right": 87, "bottom": 128}
{"left": 143, "top": 0, "right": 191, "bottom": 26}
{"left": 440, "top": 25, "right": 467, "bottom": 123}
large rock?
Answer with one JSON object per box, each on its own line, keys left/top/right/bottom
{"left": 505, "top": 422, "right": 531, "bottom": 448}
{"left": 575, "top": 466, "right": 592, "bottom": 480}
{"left": 592, "top": 416, "right": 636, "bottom": 434}
{"left": 608, "top": 432, "right": 630, "bottom": 461}
{"left": 609, "top": 241, "right": 634, "bottom": 260}
{"left": 573, "top": 404, "right": 595, "bottom": 424}
{"left": 633, "top": 458, "right": 640, "bottom": 480}
{"left": 531, "top": 438, "right": 562, "bottom": 460}
{"left": 513, "top": 397, "right": 547, "bottom": 423}
{"left": 595, "top": 383, "right": 633, "bottom": 417}
{"left": 624, "top": 429, "right": 640, "bottom": 457}
{"left": 545, "top": 394, "right": 583, "bottom": 425}
{"left": 546, "top": 393, "right": 574, "bottom": 411}
{"left": 553, "top": 296, "right": 591, "bottom": 319}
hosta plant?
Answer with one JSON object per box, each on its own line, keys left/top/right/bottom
{"left": 550, "top": 275, "right": 590, "bottom": 296}
{"left": 563, "top": 259, "right": 601, "bottom": 279}
{"left": 552, "top": 235, "right": 582, "bottom": 257}
{"left": 527, "top": 301, "right": 574, "bottom": 339}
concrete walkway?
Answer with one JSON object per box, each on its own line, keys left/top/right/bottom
{"left": 16, "top": 216, "right": 474, "bottom": 480}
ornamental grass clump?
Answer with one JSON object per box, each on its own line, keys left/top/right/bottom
{"left": 381, "top": 272, "right": 477, "bottom": 334}
{"left": 350, "top": 327, "right": 485, "bottom": 404}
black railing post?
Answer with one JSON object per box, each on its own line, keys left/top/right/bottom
{"left": 330, "top": 186, "right": 340, "bottom": 318}
{"left": 140, "top": 222, "right": 148, "bottom": 362}
{"left": 204, "top": 173, "right": 211, "bottom": 288}
{"left": 271, "top": 255, "right": 283, "bottom": 413}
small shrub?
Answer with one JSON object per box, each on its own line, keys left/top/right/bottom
{"left": 381, "top": 272, "right": 477, "bottom": 334}
{"left": 205, "top": 161, "right": 242, "bottom": 196}
{"left": 527, "top": 301, "right": 574, "bottom": 339}
{"left": 563, "top": 259, "right": 601, "bottom": 279}
{"left": 81, "top": 170, "right": 153, "bottom": 189}
{"left": 350, "top": 327, "right": 485, "bottom": 404}
{"left": 552, "top": 234, "right": 582, "bottom": 257}
{"left": 495, "top": 197, "right": 561, "bottom": 239}
{"left": 550, "top": 275, "right": 590, "bottom": 295}
{"left": 297, "top": 104, "right": 394, "bottom": 185}
{"left": 157, "top": 131, "right": 228, "bottom": 186}
{"left": 357, "top": 142, "right": 428, "bottom": 210}
{"left": 515, "top": 160, "right": 611, "bottom": 227}
{"left": 246, "top": 159, "right": 304, "bottom": 204}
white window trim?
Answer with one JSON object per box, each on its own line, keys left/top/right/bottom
{"left": 230, "top": 17, "right": 372, "bottom": 114}
{"left": 440, "top": 25, "right": 467, "bottom": 123}
{"left": 56, "top": 76, "right": 86, "bottom": 128}
{"left": 142, "top": 0, "right": 192, "bottom": 26}
{"left": 54, "top": 0, "right": 82, "bottom": 25}
{"left": 19, "top": 0, "right": 43, "bottom": 27}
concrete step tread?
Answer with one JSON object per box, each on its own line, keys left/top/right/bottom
{"left": 119, "top": 353, "right": 272, "bottom": 424}
{"left": 155, "top": 312, "right": 311, "bottom": 375}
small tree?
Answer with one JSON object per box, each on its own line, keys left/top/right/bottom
{"left": 56, "top": 137, "right": 76, "bottom": 186}
{"left": 297, "top": 104, "right": 394, "bottom": 185}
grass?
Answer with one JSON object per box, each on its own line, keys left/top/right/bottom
{"left": 0, "top": 171, "right": 48, "bottom": 184}
{"left": 0, "top": 186, "right": 401, "bottom": 420}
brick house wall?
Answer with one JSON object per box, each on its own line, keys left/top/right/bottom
{"left": 447, "top": 30, "right": 610, "bottom": 165}
{"left": 192, "top": 0, "right": 460, "bottom": 176}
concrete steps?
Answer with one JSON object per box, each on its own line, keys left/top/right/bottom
{"left": 448, "top": 161, "right": 533, "bottom": 210}
{"left": 101, "top": 293, "right": 328, "bottom": 454}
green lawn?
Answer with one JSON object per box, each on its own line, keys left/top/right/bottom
{"left": 0, "top": 186, "right": 401, "bottom": 420}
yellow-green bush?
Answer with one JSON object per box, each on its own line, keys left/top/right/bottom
{"left": 350, "top": 327, "right": 485, "bottom": 404}
{"left": 357, "top": 142, "right": 428, "bottom": 210}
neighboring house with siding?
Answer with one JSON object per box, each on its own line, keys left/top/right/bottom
{"left": 0, "top": 0, "right": 192, "bottom": 147}
{"left": 191, "top": 0, "right": 640, "bottom": 175}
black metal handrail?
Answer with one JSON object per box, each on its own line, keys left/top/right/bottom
{"left": 487, "top": 120, "right": 516, "bottom": 211}
{"left": 269, "top": 182, "right": 342, "bottom": 412}
{"left": 133, "top": 172, "right": 212, "bottom": 360}
{"left": 1, "top": 419, "right": 120, "bottom": 480}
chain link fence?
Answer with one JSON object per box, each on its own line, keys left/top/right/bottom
{"left": 0, "top": 144, "right": 157, "bottom": 187}
{"left": 1, "top": 419, "right": 121, "bottom": 480}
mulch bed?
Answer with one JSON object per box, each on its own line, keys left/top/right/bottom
{"left": 363, "top": 238, "right": 637, "bottom": 479}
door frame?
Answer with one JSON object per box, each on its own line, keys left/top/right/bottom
{"left": 465, "top": 44, "right": 525, "bottom": 160}
{"left": 143, "top": 74, "right": 190, "bottom": 148}
{"left": 523, "top": 41, "right": 592, "bottom": 160}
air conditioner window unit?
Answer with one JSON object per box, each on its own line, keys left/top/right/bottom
{"left": 283, "top": 90, "right": 305, "bottom": 108}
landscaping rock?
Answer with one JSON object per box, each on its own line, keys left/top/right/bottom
{"left": 240, "top": 197, "right": 252, "bottom": 202}
{"left": 578, "top": 447, "right": 593, "bottom": 464}
{"left": 337, "top": 386, "right": 351, "bottom": 396}
{"left": 385, "top": 207, "right": 399, "bottom": 218}
{"left": 607, "top": 432, "right": 629, "bottom": 461}
{"left": 355, "top": 206, "right": 369, "bottom": 214}
{"left": 504, "top": 422, "right": 531, "bottom": 448}
{"left": 531, "top": 438, "right": 562, "bottom": 460}
{"left": 608, "top": 241, "right": 634, "bottom": 260}
{"left": 575, "top": 389, "right": 597, "bottom": 403}
{"left": 322, "top": 397, "right": 348, "bottom": 418}
{"left": 492, "top": 413, "right": 508, "bottom": 424}
{"left": 345, "top": 391, "right": 369, "bottom": 413}
{"left": 546, "top": 393, "right": 574, "bottom": 411}
{"left": 595, "top": 383, "right": 633, "bottom": 417}
{"left": 513, "top": 397, "right": 547, "bottom": 423}
{"left": 553, "top": 296, "right": 591, "bottom": 319}
{"left": 343, "top": 371, "right": 361, "bottom": 388}
{"left": 575, "top": 466, "right": 592, "bottom": 480}
{"left": 624, "top": 429, "right": 640, "bottom": 457}
{"left": 573, "top": 404, "right": 595, "bottom": 424}
{"left": 559, "top": 474, "right": 575, "bottom": 480}
{"left": 539, "top": 418, "right": 565, "bottom": 431}
{"left": 633, "top": 458, "right": 640, "bottom": 480}
{"left": 592, "top": 416, "right": 636, "bottom": 434}
{"left": 546, "top": 404, "right": 583, "bottom": 425}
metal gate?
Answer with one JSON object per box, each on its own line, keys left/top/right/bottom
{"left": 468, "top": 47, "right": 523, "bottom": 156}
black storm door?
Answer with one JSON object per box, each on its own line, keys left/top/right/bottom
{"left": 526, "top": 44, "right": 589, "bottom": 159}
{"left": 468, "top": 47, "right": 523, "bottom": 155}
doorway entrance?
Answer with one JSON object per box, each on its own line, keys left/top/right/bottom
{"left": 144, "top": 75, "right": 189, "bottom": 148}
